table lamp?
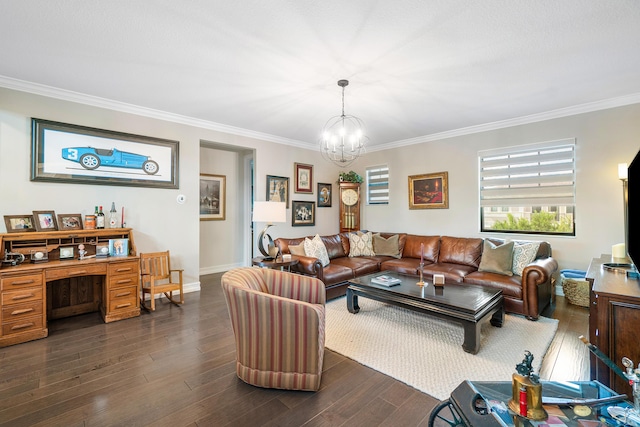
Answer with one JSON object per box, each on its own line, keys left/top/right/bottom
{"left": 253, "top": 201, "right": 286, "bottom": 260}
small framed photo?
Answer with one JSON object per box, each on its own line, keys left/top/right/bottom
{"left": 408, "top": 171, "right": 449, "bottom": 209}
{"left": 59, "top": 246, "right": 75, "bottom": 260}
{"left": 294, "top": 162, "right": 313, "bottom": 193}
{"left": 3, "top": 215, "right": 36, "bottom": 233}
{"left": 33, "top": 210, "right": 58, "bottom": 231}
{"left": 266, "top": 175, "right": 290, "bottom": 208}
{"left": 57, "top": 214, "right": 83, "bottom": 230}
{"left": 292, "top": 200, "right": 315, "bottom": 226}
{"left": 109, "top": 238, "right": 129, "bottom": 257}
{"left": 200, "top": 173, "right": 226, "bottom": 221}
{"left": 317, "top": 183, "right": 332, "bottom": 207}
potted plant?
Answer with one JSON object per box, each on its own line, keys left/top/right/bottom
{"left": 338, "top": 170, "right": 363, "bottom": 183}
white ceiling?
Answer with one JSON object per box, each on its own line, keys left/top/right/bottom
{"left": 1, "top": 1, "right": 640, "bottom": 150}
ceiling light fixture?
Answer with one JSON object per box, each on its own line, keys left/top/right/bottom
{"left": 320, "top": 79, "right": 367, "bottom": 167}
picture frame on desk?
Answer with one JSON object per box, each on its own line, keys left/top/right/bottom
{"left": 3, "top": 214, "right": 36, "bottom": 233}
{"left": 108, "top": 238, "right": 128, "bottom": 257}
{"left": 33, "top": 210, "right": 58, "bottom": 231}
{"left": 57, "top": 213, "right": 83, "bottom": 230}
{"left": 96, "top": 244, "right": 110, "bottom": 257}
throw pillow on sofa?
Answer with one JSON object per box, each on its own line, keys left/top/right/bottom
{"left": 288, "top": 242, "right": 306, "bottom": 256}
{"left": 304, "top": 234, "right": 330, "bottom": 266}
{"left": 478, "top": 240, "right": 514, "bottom": 276}
{"left": 512, "top": 241, "right": 540, "bottom": 276}
{"left": 349, "top": 231, "right": 375, "bottom": 257}
{"left": 372, "top": 233, "right": 401, "bottom": 258}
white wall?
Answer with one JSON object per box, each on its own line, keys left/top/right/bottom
{"left": 356, "top": 104, "right": 640, "bottom": 271}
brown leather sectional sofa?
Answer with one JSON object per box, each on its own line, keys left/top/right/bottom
{"left": 274, "top": 232, "right": 558, "bottom": 320}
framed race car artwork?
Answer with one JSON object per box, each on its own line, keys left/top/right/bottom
{"left": 30, "top": 118, "right": 179, "bottom": 188}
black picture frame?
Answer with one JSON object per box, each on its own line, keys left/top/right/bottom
{"left": 292, "top": 200, "right": 315, "bottom": 226}
{"left": 31, "top": 118, "right": 179, "bottom": 189}
{"left": 266, "top": 175, "right": 290, "bottom": 208}
{"left": 317, "top": 182, "right": 332, "bottom": 207}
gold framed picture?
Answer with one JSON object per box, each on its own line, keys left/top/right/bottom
{"left": 408, "top": 171, "right": 449, "bottom": 209}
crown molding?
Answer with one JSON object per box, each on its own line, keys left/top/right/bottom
{"left": 0, "top": 75, "right": 311, "bottom": 149}
{"left": 369, "top": 92, "right": 640, "bottom": 152}
{"left": 2, "top": 75, "right": 639, "bottom": 154}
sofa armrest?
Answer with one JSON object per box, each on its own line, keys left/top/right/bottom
{"left": 291, "top": 255, "right": 325, "bottom": 282}
{"left": 264, "top": 269, "right": 326, "bottom": 305}
{"left": 521, "top": 256, "right": 558, "bottom": 317}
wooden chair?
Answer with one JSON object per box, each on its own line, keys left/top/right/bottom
{"left": 139, "top": 250, "right": 184, "bottom": 311}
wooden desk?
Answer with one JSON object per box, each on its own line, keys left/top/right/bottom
{"left": 586, "top": 254, "right": 640, "bottom": 395}
{"left": 0, "top": 228, "right": 140, "bottom": 347}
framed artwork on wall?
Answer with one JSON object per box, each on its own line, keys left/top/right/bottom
{"left": 292, "top": 200, "right": 315, "bottom": 226}
{"left": 200, "top": 173, "right": 226, "bottom": 220}
{"left": 266, "top": 175, "right": 290, "bottom": 208}
{"left": 30, "top": 118, "right": 179, "bottom": 189}
{"left": 317, "top": 183, "right": 332, "bottom": 207}
{"left": 294, "top": 162, "right": 313, "bottom": 193}
{"left": 408, "top": 171, "right": 449, "bottom": 209}
{"left": 3, "top": 215, "right": 36, "bottom": 233}
{"left": 33, "top": 210, "right": 58, "bottom": 231}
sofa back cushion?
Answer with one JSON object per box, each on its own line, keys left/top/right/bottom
{"left": 439, "top": 236, "right": 483, "bottom": 268}
{"left": 348, "top": 231, "right": 375, "bottom": 257}
{"left": 403, "top": 235, "right": 440, "bottom": 261}
{"left": 478, "top": 240, "right": 514, "bottom": 276}
{"left": 372, "top": 233, "right": 401, "bottom": 258}
{"left": 320, "top": 234, "right": 347, "bottom": 259}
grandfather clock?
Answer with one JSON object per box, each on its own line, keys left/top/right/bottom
{"left": 339, "top": 182, "right": 361, "bottom": 232}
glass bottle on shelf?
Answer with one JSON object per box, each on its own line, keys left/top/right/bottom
{"left": 96, "top": 205, "right": 105, "bottom": 229}
{"left": 109, "top": 202, "right": 118, "bottom": 228}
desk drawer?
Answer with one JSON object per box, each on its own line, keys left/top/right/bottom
{"left": 108, "top": 285, "right": 138, "bottom": 312}
{"left": 108, "top": 273, "right": 138, "bottom": 290}
{"left": 2, "top": 314, "right": 44, "bottom": 336}
{"left": 46, "top": 264, "right": 107, "bottom": 281}
{"left": 109, "top": 261, "right": 139, "bottom": 276}
{"left": 1, "top": 273, "right": 43, "bottom": 291}
{"left": 2, "top": 300, "right": 43, "bottom": 322}
{"left": 2, "top": 287, "right": 43, "bottom": 305}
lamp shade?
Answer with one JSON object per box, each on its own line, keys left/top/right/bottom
{"left": 252, "top": 201, "right": 286, "bottom": 224}
{"left": 619, "top": 163, "right": 628, "bottom": 180}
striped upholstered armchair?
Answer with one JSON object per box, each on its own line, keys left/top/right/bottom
{"left": 221, "top": 267, "right": 326, "bottom": 391}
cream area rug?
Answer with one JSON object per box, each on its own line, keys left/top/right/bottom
{"left": 324, "top": 296, "right": 559, "bottom": 400}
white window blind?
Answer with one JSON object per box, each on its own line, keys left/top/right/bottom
{"left": 479, "top": 139, "right": 576, "bottom": 208}
{"left": 366, "top": 165, "right": 389, "bottom": 205}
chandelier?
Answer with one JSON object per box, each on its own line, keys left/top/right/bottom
{"left": 320, "top": 79, "right": 367, "bottom": 167}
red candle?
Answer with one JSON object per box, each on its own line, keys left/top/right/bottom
{"left": 420, "top": 243, "right": 424, "bottom": 264}
{"left": 121, "top": 207, "right": 124, "bottom": 226}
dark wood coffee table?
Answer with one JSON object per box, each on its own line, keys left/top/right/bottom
{"left": 346, "top": 271, "right": 504, "bottom": 354}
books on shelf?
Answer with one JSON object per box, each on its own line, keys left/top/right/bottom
{"left": 370, "top": 274, "right": 401, "bottom": 286}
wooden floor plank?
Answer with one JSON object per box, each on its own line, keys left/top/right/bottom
{"left": 0, "top": 272, "right": 589, "bottom": 426}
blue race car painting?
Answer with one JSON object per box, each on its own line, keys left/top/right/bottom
{"left": 61, "top": 147, "right": 160, "bottom": 175}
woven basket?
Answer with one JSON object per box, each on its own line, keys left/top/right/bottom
{"left": 562, "top": 277, "right": 590, "bottom": 307}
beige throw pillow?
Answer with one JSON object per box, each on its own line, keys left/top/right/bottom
{"left": 372, "top": 233, "right": 401, "bottom": 258}
{"left": 348, "top": 231, "right": 375, "bottom": 257}
{"left": 303, "top": 234, "right": 330, "bottom": 266}
{"left": 478, "top": 240, "right": 514, "bottom": 276}
{"left": 288, "top": 242, "right": 306, "bottom": 256}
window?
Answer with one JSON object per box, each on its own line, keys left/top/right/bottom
{"left": 366, "top": 165, "right": 389, "bottom": 205}
{"left": 479, "top": 138, "right": 575, "bottom": 235}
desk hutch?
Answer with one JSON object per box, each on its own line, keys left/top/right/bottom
{"left": 0, "top": 228, "right": 140, "bottom": 347}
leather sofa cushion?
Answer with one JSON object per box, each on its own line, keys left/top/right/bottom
{"left": 421, "top": 262, "right": 477, "bottom": 283}
{"left": 439, "top": 236, "right": 483, "bottom": 268}
{"left": 380, "top": 258, "right": 426, "bottom": 276}
{"left": 320, "top": 234, "right": 348, "bottom": 259}
{"left": 320, "top": 263, "right": 355, "bottom": 286}
{"left": 403, "top": 235, "right": 440, "bottom": 261}
{"left": 331, "top": 257, "right": 379, "bottom": 277}
{"left": 464, "top": 271, "right": 523, "bottom": 299}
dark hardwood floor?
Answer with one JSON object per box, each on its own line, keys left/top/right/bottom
{"left": 0, "top": 273, "right": 589, "bottom": 427}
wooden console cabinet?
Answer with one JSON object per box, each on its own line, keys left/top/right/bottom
{"left": 0, "top": 228, "right": 140, "bottom": 347}
{"left": 586, "top": 254, "right": 640, "bottom": 395}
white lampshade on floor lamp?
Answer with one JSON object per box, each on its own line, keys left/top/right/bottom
{"left": 253, "top": 201, "right": 286, "bottom": 260}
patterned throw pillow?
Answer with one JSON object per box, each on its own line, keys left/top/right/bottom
{"left": 303, "top": 234, "right": 330, "bottom": 266}
{"left": 512, "top": 242, "right": 540, "bottom": 276}
{"left": 348, "top": 231, "right": 375, "bottom": 257}
{"left": 288, "top": 243, "right": 306, "bottom": 256}
{"left": 478, "top": 240, "right": 514, "bottom": 276}
{"left": 372, "top": 233, "right": 401, "bottom": 258}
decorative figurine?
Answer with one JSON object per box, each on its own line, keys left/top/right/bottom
{"left": 508, "top": 351, "right": 547, "bottom": 420}
{"left": 78, "top": 244, "right": 87, "bottom": 260}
